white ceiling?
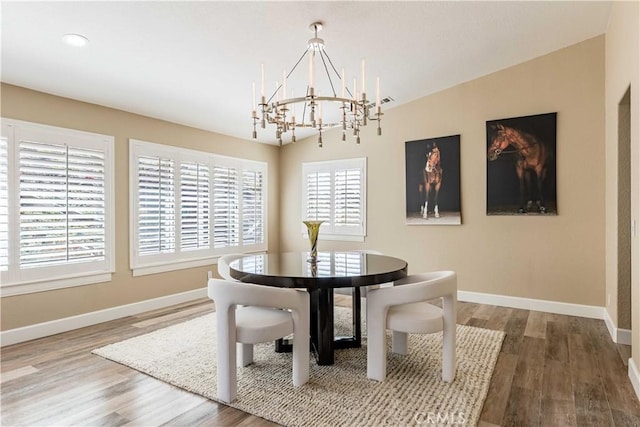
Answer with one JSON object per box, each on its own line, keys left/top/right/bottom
{"left": 1, "top": 1, "right": 612, "bottom": 145}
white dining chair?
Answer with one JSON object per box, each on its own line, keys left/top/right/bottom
{"left": 366, "top": 271, "right": 457, "bottom": 382}
{"left": 208, "top": 278, "right": 310, "bottom": 403}
{"left": 217, "top": 253, "right": 246, "bottom": 281}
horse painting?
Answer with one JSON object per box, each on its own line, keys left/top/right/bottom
{"left": 487, "top": 123, "right": 550, "bottom": 213}
{"left": 419, "top": 144, "right": 442, "bottom": 219}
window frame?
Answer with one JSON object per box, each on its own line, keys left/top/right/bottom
{"left": 301, "top": 157, "right": 367, "bottom": 242}
{"left": 129, "top": 139, "right": 268, "bottom": 276}
{"left": 0, "top": 118, "right": 115, "bottom": 296}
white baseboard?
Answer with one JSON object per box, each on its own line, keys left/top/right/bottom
{"left": 457, "top": 290, "right": 604, "bottom": 320}
{"left": 0, "top": 288, "right": 208, "bottom": 347}
{"left": 0, "top": 288, "right": 620, "bottom": 348}
{"left": 630, "top": 357, "right": 640, "bottom": 402}
{"left": 604, "top": 309, "right": 633, "bottom": 345}
{"left": 618, "top": 328, "right": 634, "bottom": 345}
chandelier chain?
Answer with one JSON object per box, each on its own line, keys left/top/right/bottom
{"left": 318, "top": 50, "right": 338, "bottom": 98}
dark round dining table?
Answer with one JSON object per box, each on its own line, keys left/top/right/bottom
{"left": 229, "top": 251, "right": 408, "bottom": 365}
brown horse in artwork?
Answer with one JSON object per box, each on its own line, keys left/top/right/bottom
{"left": 419, "top": 144, "right": 442, "bottom": 219}
{"left": 487, "top": 124, "right": 550, "bottom": 213}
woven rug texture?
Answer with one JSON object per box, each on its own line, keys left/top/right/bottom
{"left": 93, "top": 307, "right": 504, "bottom": 427}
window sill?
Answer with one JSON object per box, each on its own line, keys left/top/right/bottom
{"left": 1, "top": 273, "right": 113, "bottom": 297}
{"left": 302, "top": 233, "right": 365, "bottom": 243}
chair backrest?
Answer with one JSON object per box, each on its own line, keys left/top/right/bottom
{"left": 218, "top": 253, "right": 246, "bottom": 281}
{"left": 208, "top": 279, "right": 308, "bottom": 312}
{"left": 369, "top": 271, "right": 457, "bottom": 307}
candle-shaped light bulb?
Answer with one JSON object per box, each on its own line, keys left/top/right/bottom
{"left": 353, "top": 78, "right": 357, "bottom": 100}
{"left": 291, "top": 89, "right": 296, "bottom": 121}
{"left": 275, "top": 81, "right": 279, "bottom": 102}
{"left": 376, "top": 77, "right": 380, "bottom": 108}
{"left": 341, "top": 68, "right": 345, "bottom": 98}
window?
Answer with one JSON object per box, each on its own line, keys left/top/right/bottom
{"left": 130, "top": 139, "right": 267, "bottom": 275}
{"left": 302, "top": 158, "right": 366, "bottom": 241}
{"left": 0, "top": 119, "right": 115, "bottom": 296}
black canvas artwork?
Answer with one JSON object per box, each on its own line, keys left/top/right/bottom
{"left": 405, "top": 135, "right": 461, "bottom": 225}
{"left": 486, "top": 113, "right": 557, "bottom": 215}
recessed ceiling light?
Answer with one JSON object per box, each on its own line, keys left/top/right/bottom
{"left": 62, "top": 33, "right": 89, "bottom": 47}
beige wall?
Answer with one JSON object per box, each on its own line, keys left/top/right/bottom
{"left": 279, "top": 36, "right": 606, "bottom": 307}
{"left": 0, "top": 33, "right": 620, "bottom": 342}
{"left": 0, "top": 84, "right": 280, "bottom": 330}
{"left": 604, "top": 1, "right": 640, "bottom": 371}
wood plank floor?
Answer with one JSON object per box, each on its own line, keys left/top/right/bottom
{"left": 1, "top": 296, "right": 639, "bottom": 426}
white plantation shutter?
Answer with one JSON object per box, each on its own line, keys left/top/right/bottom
{"left": 301, "top": 158, "right": 366, "bottom": 241}
{"left": 130, "top": 139, "right": 267, "bottom": 274}
{"left": 0, "top": 137, "right": 8, "bottom": 272}
{"left": 19, "top": 141, "right": 68, "bottom": 267}
{"left": 213, "top": 165, "right": 240, "bottom": 249}
{"left": 66, "top": 146, "right": 106, "bottom": 262}
{"left": 242, "top": 169, "right": 264, "bottom": 245}
{"left": 1, "top": 119, "right": 114, "bottom": 295}
{"left": 19, "top": 142, "right": 107, "bottom": 267}
{"left": 334, "top": 168, "right": 362, "bottom": 233}
{"left": 302, "top": 158, "right": 366, "bottom": 240}
{"left": 305, "top": 170, "right": 331, "bottom": 223}
{"left": 180, "top": 162, "right": 210, "bottom": 251}
{"left": 137, "top": 155, "right": 175, "bottom": 255}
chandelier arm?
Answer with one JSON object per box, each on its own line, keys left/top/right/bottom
{"left": 292, "top": 120, "right": 343, "bottom": 129}
{"left": 318, "top": 49, "right": 338, "bottom": 97}
{"left": 301, "top": 95, "right": 353, "bottom": 104}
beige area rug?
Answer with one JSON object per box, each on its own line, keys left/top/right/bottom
{"left": 93, "top": 307, "right": 504, "bottom": 426}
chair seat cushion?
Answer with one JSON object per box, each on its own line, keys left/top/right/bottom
{"left": 236, "top": 306, "right": 293, "bottom": 344}
{"left": 387, "top": 302, "right": 443, "bottom": 334}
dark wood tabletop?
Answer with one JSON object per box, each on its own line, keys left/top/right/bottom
{"left": 228, "top": 251, "right": 408, "bottom": 289}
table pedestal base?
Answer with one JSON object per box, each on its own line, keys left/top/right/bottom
{"left": 274, "top": 338, "right": 293, "bottom": 353}
{"left": 314, "top": 287, "right": 362, "bottom": 364}
{"left": 274, "top": 287, "right": 362, "bottom": 365}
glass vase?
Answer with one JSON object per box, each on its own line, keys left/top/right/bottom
{"left": 303, "top": 220, "right": 324, "bottom": 262}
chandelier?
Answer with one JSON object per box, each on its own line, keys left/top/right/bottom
{"left": 251, "top": 22, "right": 383, "bottom": 147}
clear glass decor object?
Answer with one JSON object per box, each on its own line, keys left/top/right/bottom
{"left": 303, "top": 220, "right": 324, "bottom": 262}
